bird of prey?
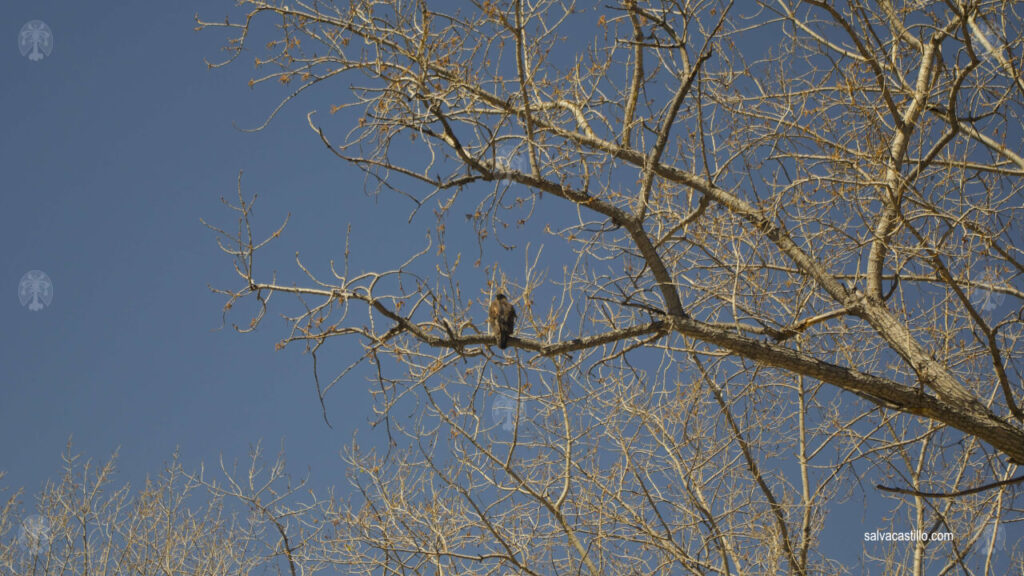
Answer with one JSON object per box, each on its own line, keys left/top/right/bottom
{"left": 488, "top": 293, "right": 516, "bottom": 349}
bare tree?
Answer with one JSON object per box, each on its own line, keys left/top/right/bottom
{"left": 199, "top": 1, "right": 1024, "bottom": 574}
{"left": 0, "top": 443, "right": 321, "bottom": 576}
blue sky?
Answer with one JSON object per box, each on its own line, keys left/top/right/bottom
{"left": 0, "top": 2, "right": 393, "bottom": 494}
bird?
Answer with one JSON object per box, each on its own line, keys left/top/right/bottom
{"left": 488, "top": 293, "right": 517, "bottom": 349}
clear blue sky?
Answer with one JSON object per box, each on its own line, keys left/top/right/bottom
{"left": 0, "top": 2, "right": 396, "bottom": 494}
{"left": 1, "top": 2, "right": 1018, "bottom": 572}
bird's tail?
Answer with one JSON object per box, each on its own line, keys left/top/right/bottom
{"left": 498, "top": 332, "right": 509, "bottom": 349}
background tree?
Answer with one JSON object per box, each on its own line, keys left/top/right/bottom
{"left": 199, "top": 0, "right": 1024, "bottom": 573}
{"left": 0, "top": 443, "right": 320, "bottom": 576}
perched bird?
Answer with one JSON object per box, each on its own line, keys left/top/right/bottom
{"left": 488, "top": 293, "right": 517, "bottom": 349}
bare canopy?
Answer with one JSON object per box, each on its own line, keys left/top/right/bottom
{"left": 201, "top": 1, "right": 1024, "bottom": 573}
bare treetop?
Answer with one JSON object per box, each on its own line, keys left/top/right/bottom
{"left": 200, "top": 1, "right": 1024, "bottom": 573}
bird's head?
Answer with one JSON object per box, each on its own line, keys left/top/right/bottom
{"left": 495, "top": 293, "right": 507, "bottom": 300}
